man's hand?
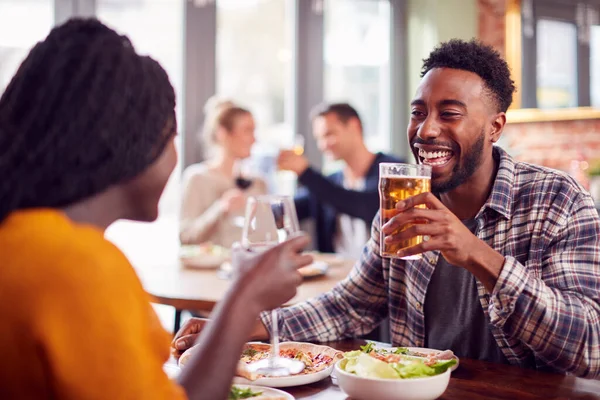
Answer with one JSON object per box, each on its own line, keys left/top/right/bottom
{"left": 381, "top": 192, "right": 505, "bottom": 292}
{"left": 277, "top": 150, "right": 309, "bottom": 175}
{"left": 171, "top": 318, "right": 270, "bottom": 358}
{"left": 171, "top": 318, "right": 209, "bottom": 359}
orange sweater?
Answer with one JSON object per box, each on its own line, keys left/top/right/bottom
{"left": 0, "top": 210, "right": 186, "bottom": 399}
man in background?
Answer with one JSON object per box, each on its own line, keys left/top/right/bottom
{"left": 278, "top": 102, "right": 402, "bottom": 258}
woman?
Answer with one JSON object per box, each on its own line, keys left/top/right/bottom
{"left": 0, "top": 18, "right": 311, "bottom": 400}
{"left": 179, "top": 98, "right": 268, "bottom": 247}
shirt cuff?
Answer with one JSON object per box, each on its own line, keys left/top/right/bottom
{"left": 297, "top": 167, "right": 318, "bottom": 186}
{"left": 259, "top": 311, "right": 272, "bottom": 335}
{"left": 259, "top": 309, "right": 295, "bottom": 342}
{"left": 488, "top": 256, "right": 528, "bottom": 328}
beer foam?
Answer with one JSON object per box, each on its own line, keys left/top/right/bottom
{"left": 380, "top": 174, "right": 431, "bottom": 179}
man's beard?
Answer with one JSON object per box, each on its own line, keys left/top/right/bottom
{"left": 432, "top": 130, "right": 485, "bottom": 194}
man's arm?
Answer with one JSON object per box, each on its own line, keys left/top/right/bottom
{"left": 294, "top": 188, "right": 312, "bottom": 222}
{"left": 298, "top": 167, "right": 380, "bottom": 222}
{"left": 488, "top": 193, "right": 600, "bottom": 378}
{"left": 260, "top": 216, "right": 389, "bottom": 342}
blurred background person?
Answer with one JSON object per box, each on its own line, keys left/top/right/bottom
{"left": 278, "top": 102, "right": 403, "bottom": 258}
{"left": 179, "top": 97, "right": 267, "bottom": 248}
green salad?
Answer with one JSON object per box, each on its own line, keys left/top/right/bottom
{"left": 228, "top": 386, "right": 263, "bottom": 399}
{"left": 338, "top": 343, "right": 457, "bottom": 380}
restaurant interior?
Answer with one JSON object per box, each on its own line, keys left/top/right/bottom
{"left": 1, "top": 0, "right": 600, "bottom": 399}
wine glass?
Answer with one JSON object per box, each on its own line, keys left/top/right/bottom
{"left": 241, "top": 195, "right": 305, "bottom": 377}
{"left": 234, "top": 159, "right": 254, "bottom": 190}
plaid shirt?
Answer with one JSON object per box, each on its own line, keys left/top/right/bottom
{"left": 261, "top": 146, "right": 600, "bottom": 378}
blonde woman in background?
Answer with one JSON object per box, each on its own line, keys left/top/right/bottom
{"left": 179, "top": 98, "right": 268, "bottom": 247}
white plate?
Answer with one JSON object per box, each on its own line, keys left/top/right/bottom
{"left": 309, "top": 252, "right": 346, "bottom": 267}
{"left": 233, "top": 342, "right": 341, "bottom": 388}
{"left": 231, "top": 384, "right": 295, "bottom": 400}
{"left": 179, "top": 245, "right": 229, "bottom": 269}
{"left": 298, "top": 261, "right": 329, "bottom": 278}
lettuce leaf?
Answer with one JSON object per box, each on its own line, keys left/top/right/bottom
{"left": 342, "top": 353, "right": 399, "bottom": 379}
{"left": 391, "top": 359, "right": 456, "bottom": 379}
{"left": 391, "top": 362, "right": 436, "bottom": 379}
{"left": 430, "top": 359, "right": 457, "bottom": 375}
{"left": 340, "top": 350, "right": 457, "bottom": 380}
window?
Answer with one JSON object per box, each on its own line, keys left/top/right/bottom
{"left": 536, "top": 19, "right": 578, "bottom": 108}
{"left": 521, "top": 0, "right": 600, "bottom": 108}
{"left": 215, "top": 0, "right": 295, "bottom": 194}
{"left": 0, "top": 0, "right": 54, "bottom": 92}
{"left": 323, "top": 0, "right": 391, "bottom": 152}
{"left": 216, "top": 0, "right": 294, "bottom": 148}
{"left": 98, "top": 0, "right": 184, "bottom": 262}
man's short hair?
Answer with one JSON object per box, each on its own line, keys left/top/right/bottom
{"left": 309, "top": 102, "right": 363, "bottom": 131}
{"left": 421, "top": 39, "right": 516, "bottom": 113}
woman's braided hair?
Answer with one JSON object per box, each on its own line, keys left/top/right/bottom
{"left": 0, "top": 18, "right": 176, "bottom": 222}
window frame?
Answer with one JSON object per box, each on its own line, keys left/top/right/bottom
{"left": 506, "top": 0, "right": 600, "bottom": 122}
{"left": 521, "top": 0, "right": 592, "bottom": 108}
{"left": 45, "top": 0, "right": 408, "bottom": 166}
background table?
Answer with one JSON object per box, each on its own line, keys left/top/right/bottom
{"left": 286, "top": 340, "right": 600, "bottom": 399}
{"left": 135, "top": 255, "right": 355, "bottom": 332}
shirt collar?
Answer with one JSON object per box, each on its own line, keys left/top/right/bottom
{"left": 477, "top": 146, "right": 515, "bottom": 221}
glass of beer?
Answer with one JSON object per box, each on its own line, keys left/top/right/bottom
{"left": 379, "top": 163, "right": 431, "bottom": 259}
{"left": 292, "top": 134, "right": 304, "bottom": 156}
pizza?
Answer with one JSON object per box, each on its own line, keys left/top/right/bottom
{"left": 179, "top": 342, "right": 342, "bottom": 381}
{"left": 236, "top": 342, "right": 342, "bottom": 380}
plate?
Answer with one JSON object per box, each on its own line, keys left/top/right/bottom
{"left": 179, "top": 244, "right": 229, "bottom": 269}
{"left": 309, "top": 252, "right": 346, "bottom": 267}
{"left": 232, "top": 342, "right": 342, "bottom": 388}
{"left": 231, "top": 384, "right": 295, "bottom": 400}
{"left": 298, "top": 261, "right": 328, "bottom": 278}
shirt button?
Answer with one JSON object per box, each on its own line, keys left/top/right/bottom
{"left": 416, "top": 301, "right": 423, "bottom": 311}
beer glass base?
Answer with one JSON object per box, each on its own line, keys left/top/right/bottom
{"left": 381, "top": 252, "right": 423, "bottom": 260}
{"left": 400, "top": 254, "right": 422, "bottom": 260}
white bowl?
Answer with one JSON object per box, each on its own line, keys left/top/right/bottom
{"left": 334, "top": 360, "right": 451, "bottom": 400}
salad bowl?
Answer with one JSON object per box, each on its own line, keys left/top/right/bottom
{"left": 334, "top": 344, "right": 455, "bottom": 400}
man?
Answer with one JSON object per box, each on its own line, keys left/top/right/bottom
{"left": 174, "top": 39, "right": 600, "bottom": 378}
{"left": 278, "top": 103, "right": 402, "bottom": 258}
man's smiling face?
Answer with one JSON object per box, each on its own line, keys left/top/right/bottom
{"left": 407, "top": 67, "right": 496, "bottom": 194}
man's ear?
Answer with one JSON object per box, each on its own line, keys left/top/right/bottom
{"left": 490, "top": 112, "right": 506, "bottom": 143}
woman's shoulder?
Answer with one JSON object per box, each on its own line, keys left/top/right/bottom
{"left": 0, "top": 210, "right": 133, "bottom": 293}
{"left": 182, "top": 162, "right": 222, "bottom": 184}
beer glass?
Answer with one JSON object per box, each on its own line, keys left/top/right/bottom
{"left": 292, "top": 134, "right": 305, "bottom": 156}
{"left": 379, "top": 163, "right": 432, "bottom": 259}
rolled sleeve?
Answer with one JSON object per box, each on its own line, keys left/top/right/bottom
{"left": 488, "top": 256, "right": 526, "bottom": 327}
{"left": 261, "top": 215, "right": 388, "bottom": 342}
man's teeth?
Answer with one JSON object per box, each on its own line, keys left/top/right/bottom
{"left": 418, "top": 149, "right": 453, "bottom": 159}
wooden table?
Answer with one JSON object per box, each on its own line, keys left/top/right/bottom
{"left": 285, "top": 340, "right": 600, "bottom": 399}
{"left": 135, "top": 255, "right": 355, "bottom": 332}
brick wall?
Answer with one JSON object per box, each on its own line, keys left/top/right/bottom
{"left": 477, "top": 0, "right": 600, "bottom": 179}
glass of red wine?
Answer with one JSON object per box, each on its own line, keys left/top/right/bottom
{"left": 234, "top": 159, "right": 254, "bottom": 190}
